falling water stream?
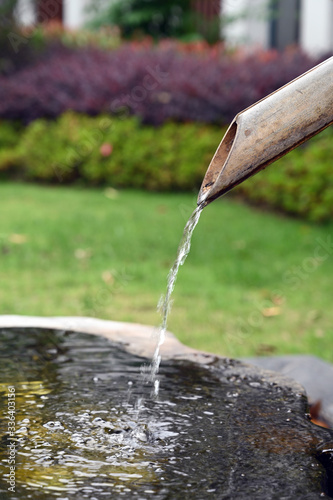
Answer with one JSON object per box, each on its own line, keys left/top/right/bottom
{"left": 149, "top": 202, "right": 205, "bottom": 397}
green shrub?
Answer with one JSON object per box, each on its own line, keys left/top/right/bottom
{"left": 0, "top": 112, "right": 223, "bottom": 191}
{"left": 0, "top": 120, "right": 22, "bottom": 149}
{"left": 87, "top": 0, "right": 204, "bottom": 41}
{"left": 235, "top": 126, "right": 333, "bottom": 222}
{"left": 0, "top": 120, "right": 23, "bottom": 176}
{"left": 1, "top": 114, "right": 332, "bottom": 222}
{"left": 29, "top": 24, "right": 121, "bottom": 52}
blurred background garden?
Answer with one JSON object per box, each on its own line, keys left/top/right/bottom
{"left": 0, "top": 0, "right": 333, "bottom": 360}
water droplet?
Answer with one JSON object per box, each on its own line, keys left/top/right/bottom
{"left": 226, "top": 391, "right": 239, "bottom": 398}
{"left": 92, "top": 417, "right": 105, "bottom": 425}
{"left": 154, "top": 379, "right": 160, "bottom": 397}
{"left": 17, "top": 426, "right": 28, "bottom": 434}
{"left": 43, "top": 420, "right": 64, "bottom": 430}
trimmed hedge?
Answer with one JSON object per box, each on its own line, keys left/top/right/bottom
{"left": 0, "top": 112, "right": 223, "bottom": 190}
{"left": 0, "top": 120, "right": 22, "bottom": 149}
{"left": 235, "top": 126, "right": 333, "bottom": 222}
{"left": 0, "top": 43, "right": 324, "bottom": 125}
{"left": 0, "top": 115, "right": 332, "bottom": 221}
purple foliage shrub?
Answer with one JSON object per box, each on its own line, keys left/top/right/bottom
{"left": 0, "top": 43, "right": 324, "bottom": 125}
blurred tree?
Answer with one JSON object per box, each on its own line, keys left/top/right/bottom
{"left": 88, "top": 0, "right": 221, "bottom": 43}
{"left": 192, "top": 0, "right": 221, "bottom": 44}
{"left": 0, "top": 0, "right": 20, "bottom": 24}
{"left": 0, "top": 0, "right": 22, "bottom": 73}
{"left": 36, "top": 0, "right": 63, "bottom": 24}
{"left": 0, "top": 0, "right": 37, "bottom": 74}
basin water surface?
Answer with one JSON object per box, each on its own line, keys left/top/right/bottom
{"left": 1, "top": 327, "right": 333, "bottom": 499}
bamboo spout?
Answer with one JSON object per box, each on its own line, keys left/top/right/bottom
{"left": 198, "top": 56, "right": 333, "bottom": 206}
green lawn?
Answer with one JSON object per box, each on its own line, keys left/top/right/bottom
{"left": 1, "top": 182, "right": 333, "bottom": 361}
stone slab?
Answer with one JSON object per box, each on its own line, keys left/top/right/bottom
{"left": 0, "top": 314, "right": 215, "bottom": 364}
{"left": 0, "top": 315, "right": 308, "bottom": 398}
{"left": 244, "top": 356, "right": 333, "bottom": 426}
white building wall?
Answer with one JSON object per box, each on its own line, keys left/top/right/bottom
{"left": 16, "top": 0, "right": 95, "bottom": 29}
{"left": 222, "top": 0, "right": 333, "bottom": 55}
{"left": 63, "top": 0, "right": 92, "bottom": 29}
{"left": 15, "top": 0, "right": 35, "bottom": 26}
{"left": 300, "top": 0, "right": 333, "bottom": 55}
{"left": 222, "top": 0, "right": 269, "bottom": 50}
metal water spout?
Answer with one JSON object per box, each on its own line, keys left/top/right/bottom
{"left": 198, "top": 56, "right": 333, "bottom": 206}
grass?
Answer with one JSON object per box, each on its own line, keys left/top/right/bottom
{"left": 0, "top": 182, "right": 333, "bottom": 362}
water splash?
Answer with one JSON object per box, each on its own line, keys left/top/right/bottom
{"left": 149, "top": 202, "right": 205, "bottom": 395}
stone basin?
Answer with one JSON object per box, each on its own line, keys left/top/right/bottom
{"left": 0, "top": 315, "right": 332, "bottom": 499}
